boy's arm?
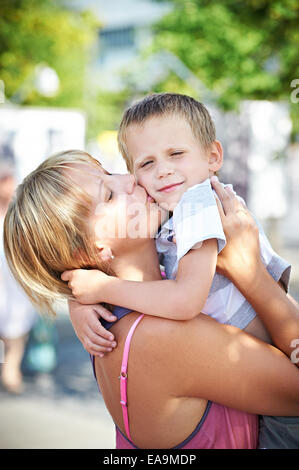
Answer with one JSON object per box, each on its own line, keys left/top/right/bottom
{"left": 103, "top": 238, "right": 217, "bottom": 319}
{"left": 62, "top": 238, "right": 217, "bottom": 320}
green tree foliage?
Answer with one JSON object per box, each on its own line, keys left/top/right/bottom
{"left": 0, "top": 0, "right": 99, "bottom": 108}
{"left": 0, "top": 0, "right": 132, "bottom": 137}
{"left": 152, "top": 0, "right": 299, "bottom": 135}
{"left": 86, "top": 87, "right": 132, "bottom": 140}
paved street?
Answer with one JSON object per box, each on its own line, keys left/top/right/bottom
{"left": 0, "top": 244, "right": 299, "bottom": 450}
{"left": 0, "top": 312, "right": 115, "bottom": 449}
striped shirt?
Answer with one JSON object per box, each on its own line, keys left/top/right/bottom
{"left": 156, "top": 179, "right": 291, "bottom": 329}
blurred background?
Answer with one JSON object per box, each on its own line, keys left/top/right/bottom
{"left": 0, "top": 0, "right": 298, "bottom": 449}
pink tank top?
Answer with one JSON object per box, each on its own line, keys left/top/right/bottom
{"left": 93, "top": 312, "right": 258, "bottom": 449}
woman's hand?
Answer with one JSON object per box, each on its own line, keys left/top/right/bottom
{"left": 68, "top": 300, "right": 117, "bottom": 357}
{"left": 211, "top": 176, "right": 262, "bottom": 286}
{"left": 61, "top": 268, "right": 109, "bottom": 304}
{"left": 211, "top": 176, "right": 299, "bottom": 362}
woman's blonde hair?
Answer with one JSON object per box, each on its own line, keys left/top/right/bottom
{"left": 3, "top": 150, "right": 110, "bottom": 316}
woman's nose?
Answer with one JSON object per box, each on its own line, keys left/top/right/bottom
{"left": 119, "top": 174, "right": 136, "bottom": 194}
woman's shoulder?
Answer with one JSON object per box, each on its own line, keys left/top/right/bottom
{"left": 113, "top": 311, "right": 222, "bottom": 388}
{"left": 131, "top": 313, "right": 218, "bottom": 367}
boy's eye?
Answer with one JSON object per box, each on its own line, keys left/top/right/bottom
{"left": 171, "top": 151, "right": 183, "bottom": 157}
{"left": 140, "top": 160, "right": 153, "bottom": 168}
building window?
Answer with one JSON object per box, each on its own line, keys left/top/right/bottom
{"left": 99, "top": 26, "right": 135, "bottom": 52}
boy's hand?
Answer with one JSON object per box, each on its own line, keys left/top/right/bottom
{"left": 61, "top": 268, "right": 109, "bottom": 304}
{"left": 68, "top": 300, "right": 117, "bottom": 357}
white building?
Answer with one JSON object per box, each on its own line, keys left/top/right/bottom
{"left": 68, "top": 0, "right": 172, "bottom": 90}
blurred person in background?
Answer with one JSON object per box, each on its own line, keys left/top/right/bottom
{"left": 0, "top": 161, "right": 37, "bottom": 394}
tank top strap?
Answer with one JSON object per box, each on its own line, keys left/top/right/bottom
{"left": 101, "top": 306, "right": 133, "bottom": 330}
{"left": 119, "top": 314, "right": 144, "bottom": 442}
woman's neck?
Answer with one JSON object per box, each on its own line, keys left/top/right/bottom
{"left": 111, "top": 241, "right": 162, "bottom": 282}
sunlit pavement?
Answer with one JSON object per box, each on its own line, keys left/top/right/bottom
{"left": 0, "top": 312, "right": 115, "bottom": 449}
{"left": 0, "top": 244, "right": 299, "bottom": 450}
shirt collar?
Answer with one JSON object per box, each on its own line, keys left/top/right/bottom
{"left": 157, "top": 215, "right": 173, "bottom": 238}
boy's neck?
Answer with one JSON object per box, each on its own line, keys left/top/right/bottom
{"left": 112, "top": 240, "right": 162, "bottom": 282}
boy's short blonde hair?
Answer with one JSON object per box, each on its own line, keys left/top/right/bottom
{"left": 118, "top": 92, "right": 216, "bottom": 172}
{"left": 3, "top": 150, "right": 111, "bottom": 316}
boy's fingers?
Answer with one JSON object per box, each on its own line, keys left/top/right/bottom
{"left": 91, "top": 351, "right": 105, "bottom": 358}
{"left": 88, "top": 344, "right": 112, "bottom": 356}
{"left": 93, "top": 306, "right": 116, "bottom": 342}
{"left": 94, "top": 305, "right": 117, "bottom": 323}
{"left": 85, "top": 334, "right": 114, "bottom": 352}
{"left": 91, "top": 316, "right": 115, "bottom": 341}
{"left": 90, "top": 352, "right": 105, "bottom": 358}
{"left": 88, "top": 324, "right": 116, "bottom": 347}
{"left": 61, "top": 270, "right": 72, "bottom": 281}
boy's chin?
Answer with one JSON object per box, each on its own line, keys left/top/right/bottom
{"left": 159, "top": 201, "right": 177, "bottom": 213}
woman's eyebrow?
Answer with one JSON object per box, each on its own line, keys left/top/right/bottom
{"left": 100, "top": 179, "right": 111, "bottom": 202}
{"left": 97, "top": 175, "right": 113, "bottom": 202}
{"left": 92, "top": 175, "right": 105, "bottom": 203}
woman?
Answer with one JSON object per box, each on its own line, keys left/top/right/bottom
{"left": 4, "top": 150, "right": 299, "bottom": 449}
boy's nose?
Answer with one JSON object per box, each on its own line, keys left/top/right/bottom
{"left": 156, "top": 164, "right": 175, "bottom": 179}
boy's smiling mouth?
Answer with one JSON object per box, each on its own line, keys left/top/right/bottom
{"left": 158, "top": 182, "right": 184, "bottom": 193}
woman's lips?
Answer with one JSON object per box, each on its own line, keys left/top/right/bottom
{"left": 158, "top": 182, "right": 184, "bottom": 193}
{"left": 143, "top": 188, "right": 155, "bottom": 203}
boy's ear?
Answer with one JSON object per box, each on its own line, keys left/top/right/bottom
{"left": 94, "top": 241, "right": 113, "bottom": 262}
{"left": 208, "top": 140, "right": 223, "bottom": 172}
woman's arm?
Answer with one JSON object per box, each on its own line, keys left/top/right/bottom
{"left": 232, "top": 268, "right": 299, "bottom": 364}
{"left": 143, "top": 314, "right": 299, "bottom": 416}
{"left": 211, "top": 177, "right": 299, "bottom": 364}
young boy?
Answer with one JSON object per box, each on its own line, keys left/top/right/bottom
{"left": 65, "top": 93, "right": 298, "bottom": 448}
{"left": 66, "top": 93, "right": 290, "bottom": 330}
